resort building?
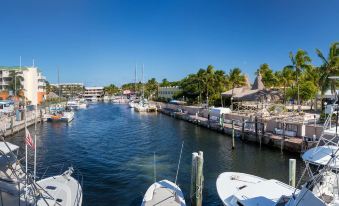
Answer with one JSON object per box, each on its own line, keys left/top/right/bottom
{"left": 50, "top": 83, "right": 84, "bottom": 98}
{"left": 0, "top": 66, "right": 47, "bottom": 105}
{"left": 158, "top": 86, "right": 181, "bottom": 100}
{"left": 84, "top": 86, "right": 104, "bottom": 98}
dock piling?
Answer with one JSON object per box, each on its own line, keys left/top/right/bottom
{"left": 190, "top": 151, "right": 204, "bottom": 206}
{"left": 232, "top": 120, "right": 235, "bottom": 149}
{"left": 289, "top": 159, "right": 296, "bottom": 187}
{"left": 241, "top": 118, "right": 245, "bottom": 141}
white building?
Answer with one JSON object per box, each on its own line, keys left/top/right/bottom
{"left": 84, "top": 86, "right": 104, "bottom": 98}
{"left": 158, "top": 86, "right": 182, "bottom": 100}
{"left": 0, "top": 66, "right": 46, "bottom": 105}
{"left": 50, "top": 83, "right": 84, "bottom": 97}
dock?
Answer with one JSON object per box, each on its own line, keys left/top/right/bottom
{"left": 1, "top": 109, "right": 46, "bottom": 137}
{"left": 157, "top": 103, "right": 318, "bottom": 154}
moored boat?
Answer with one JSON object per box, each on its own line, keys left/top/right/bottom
{"left": 141, "top": 179, "right": 186, "bottom": 206}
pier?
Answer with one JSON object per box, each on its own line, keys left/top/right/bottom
{"left": 156, "top": 102, "right": 319, "bottom": 153}
{"left": 1, "top": 109, "right": 46, "bottom": 137}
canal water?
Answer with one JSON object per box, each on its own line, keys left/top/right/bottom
{"left": 7, "top": 103, "right": 304, "bottom": 205}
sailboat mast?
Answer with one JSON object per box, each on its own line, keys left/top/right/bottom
{"left": 58, "top": 68, "right": 61, "bottom": 102}
{"left": 142, "top": 64, "right": 144, "bottom": 99}
{"left": 134, "top": 64, "right": 137, "bottom": 94}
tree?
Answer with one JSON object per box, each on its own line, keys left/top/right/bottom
{"left": 287, "top": 81, "right": 317, "bottom": 102}
{"left": 275, "top": 66, "right": 295, "bottom": 103}
{"left": 286, "top": 49, "right": 312, "bottom": 107}
{"left": 8, "top": 70, "right": 24, "bottom": 96}
{"left": 160, "top": 78, "right": 171, "bottom": 87}
{"left": 256, "top": 64, "right": 278, "bottom": 88}
{"left": 317, "top": 42, "right": 339, "bottom": 94}
{"left": 145, "top": 78, "right": 158, "bottom": 99}
{"left": 228, "top": 67, "right": 246, "bottom": 96}
{"left": 104, "top": 84, "right": 119, "bottom": 95}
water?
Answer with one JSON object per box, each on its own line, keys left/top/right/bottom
{"left": 7, "top": 103, "right": 304, "bottom": 205}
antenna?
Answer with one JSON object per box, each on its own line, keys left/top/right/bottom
{"left": 175, "top": 141, "right": 184, "bottom": 185}
{"left": 32, "top": 59, "right": 35, "bottom": 67}
{"left": 153, "top": 152, "right": 156, "bottom": 183}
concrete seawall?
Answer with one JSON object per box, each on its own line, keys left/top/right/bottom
{"left": 1, "top": 109, "right": 46, "bottom": 137}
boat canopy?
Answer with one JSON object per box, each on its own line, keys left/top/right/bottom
{"left": 302, "top": 145, "right": 339, "bottom": 168}
{"left": 0, "top": 142, "right": 19, "bottom": 155}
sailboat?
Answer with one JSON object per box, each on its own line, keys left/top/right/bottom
{"left": 141, "top": 143, "right": 186, "bottom": 206}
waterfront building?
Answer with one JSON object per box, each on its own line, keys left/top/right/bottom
{"left": 0, "top": 66, "right": 46, "bottom": 105}
{"left": 84, "top": 86, "right": 104, "bottom": 98}
{"left": 158, "top": 86, "right": 181, "bottom": 100}
{"left": 50, "top": 83, "right": 84, "bottom": 98}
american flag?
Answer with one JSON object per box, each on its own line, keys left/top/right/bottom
{"left": 25, "top": 129, "right": 34, "bottom": 148}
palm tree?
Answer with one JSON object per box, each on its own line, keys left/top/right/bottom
{"left": 228, "top": 68, "right": 246, "bottom": 109}
{"left": 317, "top": 42, "right": 339, "bottom": 95}
{"left": 286, "top": 49, "right": 312, "bottom": 108}
{"left": 8, "top": 70, "right": 24, "bottom": 96}
{"left": 276, "top": 67, "right": 295, "bottom": 104}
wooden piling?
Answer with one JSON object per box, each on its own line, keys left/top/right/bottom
{"left": 255, "top": 116, "right": 258, "bottom": 141}
{"left": 196, "top": 151, "right": 204, "bottom": 206}
{"left": 289, "top": 159, "right": 296, "bottom": 187}
{"left": 232, "top": 120, "right": 235, "bottom": 149}
{"left": 191, "top": 151, "right": 204, "bottom": 206}
{"left": 190, "top": 152, "right": 198, "bottom": 205}
{"left": 10, "top": 116, "right": 14, "bottom": 135}
{"left": 241, "top": 118, "right": 245, "bottom": 141}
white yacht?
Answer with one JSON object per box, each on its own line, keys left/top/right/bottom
{"left": 141, "top": 179, "right": 185, "bottom": 206}
{"left": 0, "top": 141, "right": 83, "bottom": 206}
{"left": 66, "top": 100, "right": 79, "bottom": 110}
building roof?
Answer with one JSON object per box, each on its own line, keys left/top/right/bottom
{"left": 47, "top": 92, "right": 59, "bottom": 99}
{"left": 221, "top": 73, "right": 281, "bottom": 101}
{"left": 0, "top": 66, "right": 28, "bottom": 71}
{"left": 85, "top": 86, "right": 104, "bottom": 90}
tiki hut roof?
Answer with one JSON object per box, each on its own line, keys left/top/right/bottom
{"left": 252, "top": 73, "right": 265, "bottom": 90}
{"left": 222, "top": 73, "right": 281, "bottom": 101}
{"left": 47, "top": 92, "right": 59, "bottom": 99}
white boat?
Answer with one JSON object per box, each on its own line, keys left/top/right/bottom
{"left": 62, "top": 111, "right": 74, "bottom": 122}
{"left": 0, "top": 141, "right": 83, "bottom": 206}
{"left": 216, "top": 172, "right": 296, "bottom": 206}
{"left": 103, "top": 96, "right": 111, "bottom": 102}
{"left": 129, "top": 101, "right": 137, "bottom": 108}
{"left": 141, "top": 179, "right": 185, "bottom": 206}
{"left": 66, "top": 100, "right": 80, "bottom": 110}
{"left": 47, "top": 111, "right": 74, "bottom": 123}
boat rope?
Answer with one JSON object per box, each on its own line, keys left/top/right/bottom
{"left": 175, "top": 141, "right": 184, "bottom": 185}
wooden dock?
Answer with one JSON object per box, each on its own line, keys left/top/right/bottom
{"left": 159, "top": 108, "right": 307, "bottom": 153}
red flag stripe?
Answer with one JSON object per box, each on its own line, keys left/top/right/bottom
{"left": 25, "top": 129, "right": 34, "bottom": 149}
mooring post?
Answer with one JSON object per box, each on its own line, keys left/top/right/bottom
{"left": 289, "top": 159, "right": 296, "bottom": 187}
{"left": 241, "top": 118, "right": 245, "bottom": 141}
{"left": 190, "top": 152, "right": 198, "bottom": 205}
{"left": 232, "top": 120, "right": 235, "bottom": 149}
{"left": 255, "top": 116, "right": 258, "bottom": 141}
{"left": 10, "top": 116, "right": 14, "bottom": 135}
{"left": 196, "top": 151, "right": 204, "bottom": 206}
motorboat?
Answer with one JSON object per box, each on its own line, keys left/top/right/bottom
{"left": 216, "top": 172, "right": 296, "bottom": 206}
{"left": 46, "top": 111, "right": 74, "bottom": 123}
{"left": 66, "top": 100, "right": 79, "bottom": 110}
{"left": 0, "top": 141, "right": 83, "bottom": 206}
{"left": 141, "top": 180, "right": 186, "bottom": 206}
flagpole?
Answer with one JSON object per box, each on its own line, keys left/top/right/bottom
{"left": 34, "top": 104, "right": 37, "bottom": 182}
{"left": 24, "top": 95, "right": 28, "bottom": 193}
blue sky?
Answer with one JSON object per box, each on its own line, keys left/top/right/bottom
{"left": 0, "top": 0, "right": 338, "bottom": 86}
